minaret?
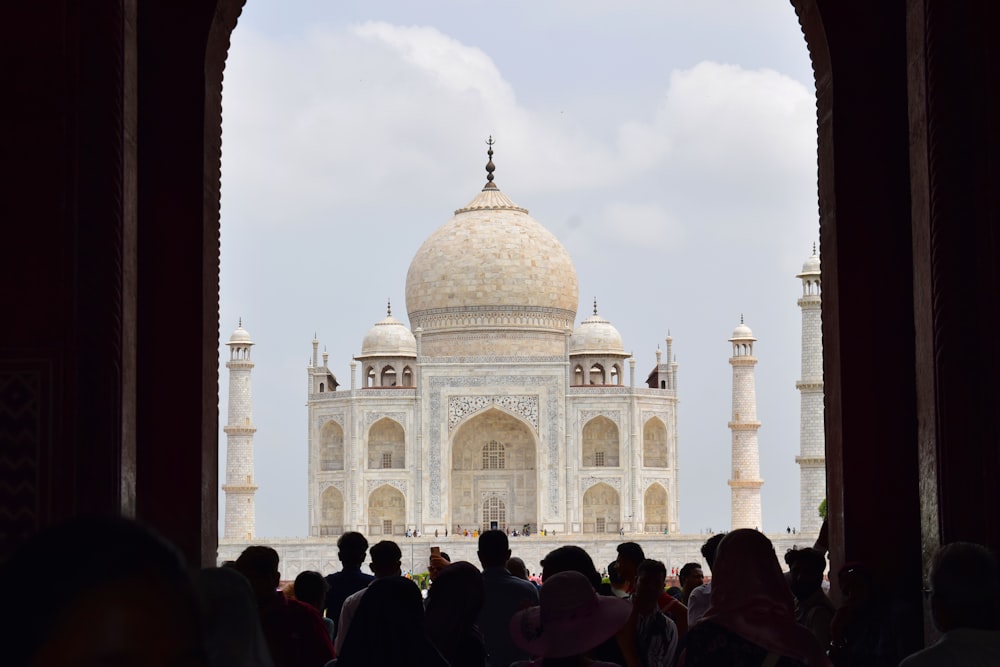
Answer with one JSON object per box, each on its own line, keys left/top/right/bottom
{"left": 728, "top": 316, "right": 763, "bottom": 530}
{"left": 796, "top": 245, "right": 825, "bottom": 534}
{"left": 222, "top": 319, "right": 258, "bottom": 540}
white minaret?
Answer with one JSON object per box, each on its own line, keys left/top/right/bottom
{"left": 222, "top": 319, "right": 258, "bottom": 540}
{"left": 728, "top": 316, "right": 763, "bottom": 530}
{"left": 796, "top": 245, "right": 825, "bottom": 534}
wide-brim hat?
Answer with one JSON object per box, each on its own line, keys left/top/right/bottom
{"left": 510, "top": 570, "right": 633, "bottom": 658}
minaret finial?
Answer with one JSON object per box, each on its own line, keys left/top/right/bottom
{"left": 239, "top": 317, "right": 242, "bottom": 328}
{"left": 740, "top": 313, "right": 744, "bottom": 324}
{"left": 484, "top": 135, "right": 497, "bottom": 189}
{"left": 593, "top": 297, "right": 598, "bottom": 316}
{"left": 812, "top": 241, "right": 817, "bottom": 255}
{"left": 387, "top": 298, "right": 392, "bottom": 317}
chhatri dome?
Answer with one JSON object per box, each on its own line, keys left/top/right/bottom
{"left": 569, "top": 299, "right": 626, "bottom": 355}
{"left": 227, "top": 319, "right": 253, "bottom": 345}
{"left": 405, "top": 138, "right": 579, "bottom": 356}
{"left": 730, "top": 315, "right": 755, "bottom": 341}
{"left": 799, "top": 242, "right": 821, "bottom": 276}
{"left": 359, "top": 300, "right": 417, "bottom": 358}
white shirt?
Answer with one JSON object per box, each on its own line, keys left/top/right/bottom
{"left": 899, "top": 628, "right": 1000, "bottom": 667}
{"left": 334, "top": 586, "right": 368, "bottom": 655}
{"left": 687, "top": 582, "right": 712, "bottom": 627}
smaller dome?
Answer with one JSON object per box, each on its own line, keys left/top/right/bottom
{"left": 227, "top": 321, "right": 253, "bottom": 345}
{"left": 798, "top": 244, "right": 821, "bottom": 276}
{"left": 360, "top": 310, "right": 416, "bottom": 358}
{"left": 569, "top": 303, "right": 626, "bottom": 356}
{"left": 730, "top": 318, "right": 756, "bottom": 341}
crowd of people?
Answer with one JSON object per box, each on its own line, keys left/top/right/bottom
{"left": 2, "top": 515, "right": 999, "bottom": 667}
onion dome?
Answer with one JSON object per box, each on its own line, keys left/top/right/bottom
{"left": 227, "top": 319, "right": 253, "bottom": 345}
{"left": 798, "top": 243, "right": 821, "bottom": 277}
{"left": 405, "top": 139, "right": 578, "bottom": 356}
{"left": 569, "top": 300, "right": 626, "bottom": 356}
{"left": 359, "top": 301, "right": 416, "bottom": 357}
{"left": 730, "top": 315, "right": 756, "bottom": 341}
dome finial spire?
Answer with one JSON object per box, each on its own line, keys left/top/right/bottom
{"left": 387, "top": 298, "right": 392, "bottom": 317}
{"left": 238, "top": 316, "right": 242, "bottom": 328}
{"left": 812, "top": 241, "right": 817, "bottom": 255}
{"left": 593, "top": 297, "right": 598, "bottom": 315}
{"left": 740, "top": 313, "right": 744, "bottom": 324}
{"left": 484, "top": 135, "right": 497, "bottom": 190}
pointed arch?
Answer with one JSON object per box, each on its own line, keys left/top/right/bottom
{"left": 644, "top": 483, "right": 669, "bottom": 533}
{"left": 368, "top": 417, "right": 404, "bottom": 469}
{"left": 589, "top": 363, "right": 606, "bottom": 385}
{"left": 582, "top": 483, "right": 620, "bottom": 533}
{"left": 320, "top": 420, "right": 344, "bottom": 471}
{"left": 643, "top": 417, "right": 669, "bottom": 468}
{"left": 451, "top": 408, "right": 536, "bottom": 534}
{"left": 573, "top": 364, "right": 585, "bottom": 386}
{"left": 582, "top": 416, "right": 619, "bottom": 467}
{"left": 380, "top": 365, "right": 397, "bottom": 387}
{"left": 319, "top": 486, "right": 344, "bottom": 537}
{"left": 368, "top": 484, "right": 405, "bottom": 536}
{"left": 365, "top": 365, "right": 376, "bottom": 388}
{"left": 401, "top": 366, "right": 413, "bottom": 387}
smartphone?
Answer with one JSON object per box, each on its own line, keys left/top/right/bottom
{"left": 430, "top": 546, "right": 441, "bottom": 557}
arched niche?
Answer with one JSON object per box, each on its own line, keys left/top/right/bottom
{"left": 319, "top": 420, "right": 344, "bottom": 471}
{"left": 319, "top": 486, "right": 344, "bottom": 537}
{"left": 644, "top": 483, "right": 669, "bottom": 533}
{"left": 368, "top": 484, "right": 405, "bottom": 536}
{"left": 582, "top": 416, "right": 619, "bottom": 467}
{"left": 582, "top": 482, "right": 620, "bottom": 533}
{"left": 368, "top": 417, "right": 404, "bottom": 469}
{"left": 451, "top": 408, "right": 536, "bottom": 534}
{"left": 642, "top": 417, "right": 668, "bottom": 468}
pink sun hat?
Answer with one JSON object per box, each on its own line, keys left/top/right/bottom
{"left": 510, "top": 570, "right": 633, "bottom": 658}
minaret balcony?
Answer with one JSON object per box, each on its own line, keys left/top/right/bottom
{"left": 223, "top": 425, "right": 257, "bottom": 435}
{"left": 795, "top": 456, "right": 826, "bottom": 465}
{"left": 727, "top": 479, "right": 763, "bottom": 489}
{"left": 727, "top": 421, "right": 761, "bottom": 430}
{"left": 221, "top": 484, "right": 258, "bottom": 492}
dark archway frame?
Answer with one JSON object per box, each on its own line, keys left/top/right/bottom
{"left": 4, "top": 2, "right": 999, "bottom": 655}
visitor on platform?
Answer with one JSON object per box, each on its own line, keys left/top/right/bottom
{"left": 323, "top": 531, "right": 373, "bottom": 643}
{"left": 509, "top": 570, "right": 633, "bottom": 667}
{"left": 899, "top": 542, "right": 1000, "bottom": 666}
{"left": 235, "top": 545, "right": 335, "bottom": 667}
{"left": 682, "top": 529, "right": 828, "bottom": 666}
{"left": 477, "top": 530, "right": 540, "bottom": 667}
{"left": 687, "top": 532, "right": 726, "bottom": 627}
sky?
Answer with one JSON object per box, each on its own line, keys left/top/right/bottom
{"left": 218, "top": 0, "right": 820, "bottom": 539}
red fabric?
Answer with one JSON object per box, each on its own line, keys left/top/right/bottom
{"left": 259, "top": 591, "right": 336, "bottom": 667}
{"left": 701, "top": 530, "right": 830, "bottom": 666}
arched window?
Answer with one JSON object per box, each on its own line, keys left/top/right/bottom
{"left": 381, "top": 365, "right": 396, "bottom": 387}
{"left": 482, "top": 440, "right": 505, "bottom": 469}
{"left": 573, "top": 365, "right": 584, "bottom": 386}
{"left": 402, "top": 366, "right": 413, "bottom": 387}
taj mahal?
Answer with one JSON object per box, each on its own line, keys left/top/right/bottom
{"left": 218, "top": 145, "right": 825, "bottom": 573}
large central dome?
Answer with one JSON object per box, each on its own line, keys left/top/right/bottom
{"left": 405, "top": 149, "right": 579, "bottom": 357}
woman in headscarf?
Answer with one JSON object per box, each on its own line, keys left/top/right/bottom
{"left": 336, "top": 576, "right": 448, "bottom": 667}
{"left": 682, "top": 529, "right": 830, "bottom": 667}
{"left": 424, "top": 561, "right": 487, "bottom": 667}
